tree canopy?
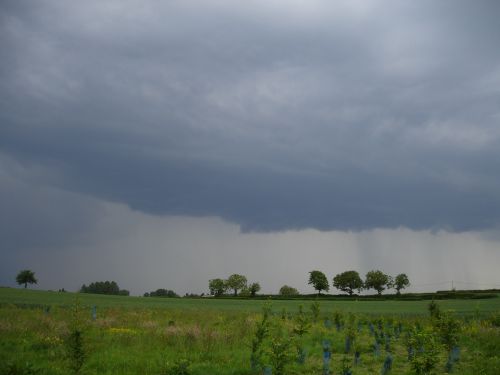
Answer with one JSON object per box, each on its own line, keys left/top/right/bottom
{"left": 364, "top": 270, "right": 391, "bottom": 295}
{"left": 209, "top": 278, "right": 227, "bottom": 297}
{"left": 394, "top": 273, "right": 410, "bottom": 294}
{"left": 333, "top": 270, "right": 363, "bottom": 295}
{"left": 248, "top": 282, "right": 261, "bottom": 297}
{"left": 279, "top": 285, "right": 299, "bottom": 296}
{"left": 226, "top": 274, "right": 247, "bottom": 296}
{"left": 16, "top": 270, "right": 37, "bottom": 289}
{"left": 308, "top": 270, "right": 329, "bottom": 295}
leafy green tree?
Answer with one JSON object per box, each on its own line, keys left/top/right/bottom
{"left": 209, "top": 278, "right": 227, "bottom": 296}
{"left": 333, "top": 270, "right": 363, "bottom": 295}
{"left": 364, "top": 270, "right": 391, "bottom": 295}
{"left": 394, "top": 273, "right": 410, "bottom": 294}
{"left": 16, "top": 270, "right": 37, "bottom": 289}
{"left": 279, "top": 285, "right": 299, "bottom": 296}
{"left": 308, "top": 270, "right": 329, "bottom": 295}
{"left": 249, "top": 282, "right": 261, "bottom": 297}
{"left": 226, "top": 274, "right": 248, "bottom": 296}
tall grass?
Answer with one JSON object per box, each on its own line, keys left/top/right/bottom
{"left": 0, "top": 289, "right": 499, "bottom": 374}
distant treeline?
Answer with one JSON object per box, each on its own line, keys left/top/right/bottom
{"left": 215, "top": 290, "right": 498, "bottom": 301}
{"left": 80, "top": 281, "right": 129, "bottom": 296}
{"left": 143, "top": 289, "right": 179, "bottom": 298}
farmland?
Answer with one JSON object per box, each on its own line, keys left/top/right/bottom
{"left": 0, "top": 288, "right": 499, "bottom": 374}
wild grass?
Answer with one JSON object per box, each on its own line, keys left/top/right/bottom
{"left": 0, "top": 288, "right": 499, "bottom": 374}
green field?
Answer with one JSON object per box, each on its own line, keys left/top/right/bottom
{"left": 2, "top": 288, "right": 499, "bottom": 315}
{"left": 0, "top": 288, "right": 499, "bottom": 374}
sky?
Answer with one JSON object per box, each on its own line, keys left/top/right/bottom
{"left": 1, "top": 0, "right": 499, "bottom": 295}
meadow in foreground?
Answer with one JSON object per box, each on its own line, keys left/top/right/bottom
{"left": 0, "top": 289, "right": 499, "bottom": 374}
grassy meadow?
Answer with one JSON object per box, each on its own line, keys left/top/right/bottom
{"left": 0, "top": 288, "right": 499, "bottom": 374}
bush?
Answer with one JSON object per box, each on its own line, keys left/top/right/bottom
{"left": 407, "top": 327, "right": 441, "bottom": 375}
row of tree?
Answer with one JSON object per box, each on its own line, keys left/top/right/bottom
{"left": 80, "top": 281, "right": 130, "bottom": 296}
{"left": 143, "top": 289, "right": 179, "bottom": 298}
{"left": 309, "top": 270, "right": 410, "bottom": 296}
{"left": 207, "top": 270, "right": 409, "bottom": 298}
{"left": 209, "top": 274, "right": 261, "bottom": 297}
{"left": 15, "top": 269, "right": 408, "bottom": 297}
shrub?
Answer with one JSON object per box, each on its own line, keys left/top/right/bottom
{"left": 432, "top": 311, "right": 461, "bottom": 351}
{"left": 66, "top": 329, "right": 85, "bottom": 374}
{"left": 0, "top": 361, "right": 40, "bottom": 375}
{"left": 407, "top": 327, "right": 441, "bottom": 375}
{"left": 268, "top": 332, "right": 294, "bottom": 375}
{"left": 310, "top": 301, "right": 320, "bottom": 322}
{"left": 250, "top": 306, "right": 271, "bottom": 370}
{"left": 164, "top": 359, "right": 190, "bottom": 375}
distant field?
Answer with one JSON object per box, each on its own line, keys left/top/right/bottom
{"left": 1, "top": 287, "right": 499, "bottom": 315}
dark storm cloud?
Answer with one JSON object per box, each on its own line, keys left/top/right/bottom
{"left": 1, "top": 0, "right": 500, "bottom": 233}
{"left": 0, "top": 156, "right": 106, "bottom": 250}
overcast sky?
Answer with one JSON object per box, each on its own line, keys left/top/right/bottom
{"left": 1, "top": 1, "right": 499, "bottom": 295}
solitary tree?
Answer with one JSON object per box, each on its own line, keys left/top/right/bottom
{"left": 16, "top": 270, "right": 37, "bottom": 289}
{"left": 365, "top": 270, "right": 391, "bottom": 295}
{"left": 248, "top": 282, "right": 261, "bottom": 297}
{"left": 279, "top": 285, "right": 299, "bottom": 296}
{"left": 333, "top": 270, "right": 363, "bottom": 295}
{"left": 308, "top": 270, "right": 329, "bottom": 295}
{"left": 209, "top": 278, "right": 227, "bottom": 297}
{"left": 394, "top": 273, "right": 410, "bottom": 295}
{"left": 226, "top": 274, "right": 247, "bottom": 296}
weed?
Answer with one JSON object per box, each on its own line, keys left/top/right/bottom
{"left": 407, "top": 327, "right": 441, "bottom": 375}
{"left": 0, "top": 361, "right": 40, "bottom": 375}
{"left": 489, "top": 311, "right": 500, "bottom": 327}
{"left": 250, "top": 306, "right": 270, "bottom": 370}
{"left": 66, "top": 298, "right": 85, "bottom": 374}
{"left": 310, "top": 301, "right": 320, "bottom": 322}
{"left": 344, "top": 313, "right": 357, "bottom": 353}
{"left": 381, "top": 354, "right": 393, "bottom": 375}
{"left": 428, "top": 300, "right": 441, "bottom": 319}
{"left": 280, "top": 307, "right": 287, "bottom": 320}
{"left": 292, "top": 305, "right": 310, "bottom": 337}
{"left": 432, "top": 311, "right": 461, "bottom": 351}
{"left": 66, "top": 330, "right": 84, "bottom": 374}
{"left": 334, "top": 311, "right": 343, "bottom": 331}
{"left": 340, "top": 355, "right": 352, "bottom": 375}
{"left": 164, "top": 358, "right": 190, "bottom": 375}
{"left": 268, "top": 331, "right": 294, "bottom": 375}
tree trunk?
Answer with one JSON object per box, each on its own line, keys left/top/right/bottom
{"left": 24, "top": 283, "right": 27, "bottom": 288}
{"left": 234, "top": 289, "right": 237, "bottom": 297}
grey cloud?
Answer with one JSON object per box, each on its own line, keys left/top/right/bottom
{"left": 1, "top": 0, "right": 500, "bottom": 233}
{"left": 0, "top": 156, "right": 106, "bottom": 250}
